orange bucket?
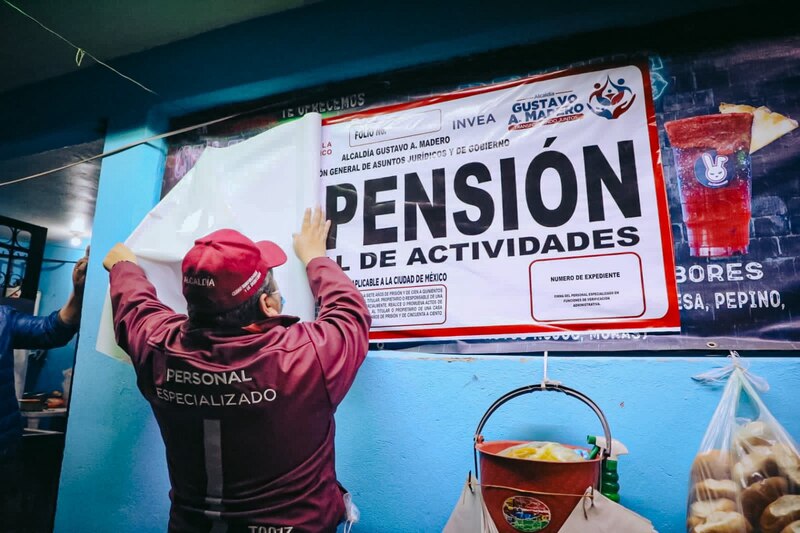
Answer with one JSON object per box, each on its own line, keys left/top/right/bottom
{"left": 473, "top": 384, "right": 611, "bottom": 533}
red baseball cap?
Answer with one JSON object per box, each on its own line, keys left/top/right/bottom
{"left": 182, "top": 229, "right": 287, "bottom": 313}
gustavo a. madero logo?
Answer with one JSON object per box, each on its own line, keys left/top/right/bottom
{"left": 588, "top": 76, "right": 636, "bottom": 119}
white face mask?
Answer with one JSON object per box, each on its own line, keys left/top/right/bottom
{"left": 265, "top": 271, "right": 285, "bottom": 312}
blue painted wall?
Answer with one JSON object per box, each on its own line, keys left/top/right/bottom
{"left": 0, "top": 0, "right": 785, "bottom": 531}
{"left": 54, "top": 115, "right": 171, "bottom": 531}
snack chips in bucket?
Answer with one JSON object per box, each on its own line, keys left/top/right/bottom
{"left": 500, "top": 441, "right": 586, "bottom": 463}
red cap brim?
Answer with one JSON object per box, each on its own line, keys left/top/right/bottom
{"left": 255, "top": 240, "right": 287, "bottom": 269}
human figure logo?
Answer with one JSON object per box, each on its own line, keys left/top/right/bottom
{"left": 587, "top": 75, "right": 636, "bottom": 119}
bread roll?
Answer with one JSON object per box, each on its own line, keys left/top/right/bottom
{"left": 761, "top": 495, "right": 800, "bottom": 533}
{"left": 689, "top": 514, "right": 706, "bottom": 531}
{"left": 694, "top": 451, "right": 733, "bottom": 481}
{"left": 695, "top": 479, "right": 739, "bottom": 501}
{"left": 741, "top": 477, "right": 788, "bottom": 526}
{"left": 773, "top": 445, "right": 800, "bottom": 492}
{"left": 780, "top": 520, "right": 800, "bottom": 533}
{"left": 736, "top": 421, "right": 776, "bottom": 450}
{"left": 694, "top": 511, "right": 751, "bottom": 533}
{"left": 735, "top": 447, "right": 780, "bottom": 486}
{"left": 689, "top": 514, "right": 705, "bottom": 531}
{"left": 773, "top": 445, "right": 800, "bottom": 470}
{"left": 784, "top": 469, "right": 800, "bottom": 494}
{"left": 690, "top": 499, "right": 738, "bottom": 520}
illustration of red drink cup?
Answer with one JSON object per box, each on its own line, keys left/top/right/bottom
{"left": 664, "top": 113, "right": 754, "bottom": 257}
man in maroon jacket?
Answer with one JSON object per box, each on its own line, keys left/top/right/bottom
{"left": 103, "top": 208, "right": 371, "bottom": 533}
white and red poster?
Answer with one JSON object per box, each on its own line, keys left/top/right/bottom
{"left": 320, "top": 64, "right": 680, "bottom": 342}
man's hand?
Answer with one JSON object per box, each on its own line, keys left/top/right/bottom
{"left": 59, "top": 246, "right": 91, "bottom": 326}
{"left": 293, "top": 207, "right": 331, "bottom": 266}
{"left": 103, "top": 243, "right": 137, "bottom": 272}
{"left": 72, "top": 246, "right": 89, "bottom": 296}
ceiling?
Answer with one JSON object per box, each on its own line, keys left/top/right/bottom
{"left": 0, "top": 140, "right": 102, "bottom": 245}
{"left": 0, "top": 0, "right": 315, "bottom": 93}
{"left": 0, "top": 0, "right": 315, "bottom": 245}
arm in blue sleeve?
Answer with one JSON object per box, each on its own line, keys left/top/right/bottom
{"left": 11, "top": 309, "right": 78, "bottom": 350}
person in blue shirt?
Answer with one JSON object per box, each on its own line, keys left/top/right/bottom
{"left": 0, "top": 249, "right": 87, "bottom": 526}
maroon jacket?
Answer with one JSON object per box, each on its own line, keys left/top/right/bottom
{"left": 109, "top": 257, "right": 371, "bottom": 533}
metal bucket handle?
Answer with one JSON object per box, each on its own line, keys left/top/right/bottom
{"left": 473, "top": 383, "right": 612, "bottom": 480}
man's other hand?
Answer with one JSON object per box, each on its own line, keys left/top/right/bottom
{"left": 103, "top": 243, "right": 137, "bottom": 272}
{"left": 73, "top": 246, "right": 89, "bottom": 295}
{"left": 293, "top": 207, "right": 331, "bottom": 266}
{"left": 60, "top": 246, "right": 92, "bottom": 326}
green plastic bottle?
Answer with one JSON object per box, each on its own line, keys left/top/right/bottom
{"left": 600, "top": 459, "right": 620, "bottom": 502}
{"left": 586, "top": 435, "right": 623, "bottom": 502}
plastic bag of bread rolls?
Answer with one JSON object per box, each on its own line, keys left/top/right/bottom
{"left": 688, "top": 362, "right": 800, "bottom": 533}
